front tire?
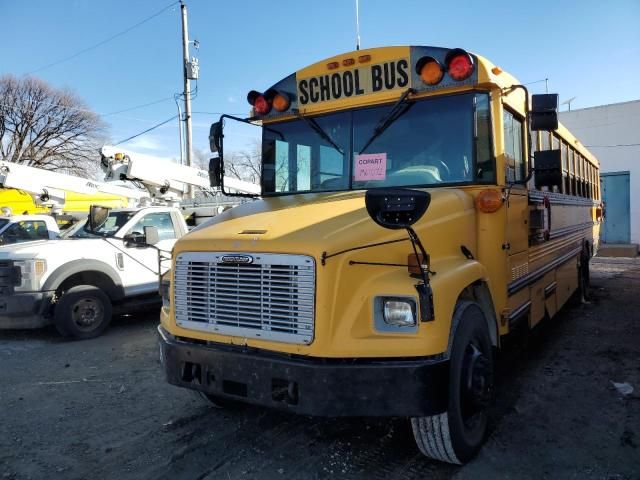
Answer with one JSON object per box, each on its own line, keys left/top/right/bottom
{"left": 411, "top": 302, "right": 493, "bottom": 464}
{"left": 54, "top": 285, "right": 113, "bottom": 340}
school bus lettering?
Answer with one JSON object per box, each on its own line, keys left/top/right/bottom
{"left": 298, "top": 59, "right": 409, "bottom": 105}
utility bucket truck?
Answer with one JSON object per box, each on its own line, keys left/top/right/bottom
{"left": 0, "top": 159, "right": 144, "bottom": 244}
{"left": 0, "top": 150, "right": 260, "bottom": 339}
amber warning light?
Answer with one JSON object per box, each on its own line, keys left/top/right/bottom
{"left": 475, "top": 189, "right": 503, "bottom": 213}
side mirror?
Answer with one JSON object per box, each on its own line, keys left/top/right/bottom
{"left": 534, "top": 149, "right": 563, "bottom": 190}
{"left": 530, "top": 94, "right": 559, "bottom": 131}
{"left": 88, "top": 205, "right": 110, "bottom": 232}
{"left": 144, "top": 226, "right": 160, "bottom": 246}
{"left": 365, "top": 188, "right": 431, "bottom": 230}
{"left": 209, "top": 157, "right": 222, "bottom": 188}
{"left": 123, "top": 232, "right": 147, "bottom": 247}
{"left": 209, "top": 121, "right": 222, "bottom": 153}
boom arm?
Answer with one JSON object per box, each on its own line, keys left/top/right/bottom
{"left": 100, "top": 147, "right": 259, "bottom": 204}
{"left": 0, "top": 160, "right": 147, "bottom": 213}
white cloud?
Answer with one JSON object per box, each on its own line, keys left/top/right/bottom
{"left": 227, "top": 96, "right": 236, "bottom": 103}
{"left": 125, "top": 136, "right": 164, "bottom": 152}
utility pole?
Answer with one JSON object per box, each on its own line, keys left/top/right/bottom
{"left": 355, "top": 0, "right": 361, "bottom": 50}
{"left": 180, "top": 0, "right": 194, "bottom": 198}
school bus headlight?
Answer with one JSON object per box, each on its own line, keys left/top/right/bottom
{"left": 383, "top": 299, "right": 417, "bottom": 327}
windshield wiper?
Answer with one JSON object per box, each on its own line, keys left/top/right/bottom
{"left": 293, "top": 109, "right": 343, "bottom": 154}
{"left": 358, "top": 88, "right": 415, "bottom": 154}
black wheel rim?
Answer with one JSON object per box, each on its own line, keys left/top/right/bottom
{"left": 71, "top": 297, "right": 104, "bottom": 332}
{"left": 460, "top": 340, "right": 493, "bottom": 431}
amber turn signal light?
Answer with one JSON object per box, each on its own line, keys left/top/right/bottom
{"left": 272, "top": 92, "right": 291, "bottom": 112}
{"left": 476, "top": 189, "right": 504, "bottom": 213}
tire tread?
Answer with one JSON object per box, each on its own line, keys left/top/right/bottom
{"left": 411, "top": 414, "right": 461, "bottom": 464}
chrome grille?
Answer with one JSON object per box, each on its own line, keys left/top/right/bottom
{"left": 174, "top": 252, "right": 315, "bottom": 344}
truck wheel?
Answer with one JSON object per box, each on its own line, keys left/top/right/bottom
{"left": 411, "top": 302, "right": 493, "bottom": 464}
{"left": 579, "top": 248, "right": 591, "bottom": 299}
{"left": 54, "top": 285, "right": 113, "bottom": 340}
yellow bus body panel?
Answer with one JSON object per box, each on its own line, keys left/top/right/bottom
{"left": 162, "top": 187, "right": 498, "bottom": 358}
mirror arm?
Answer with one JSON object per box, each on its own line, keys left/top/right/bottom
{"left": 406, "top": 226, "right": 434, "bottom": 282}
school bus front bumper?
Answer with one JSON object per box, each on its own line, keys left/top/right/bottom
{"left": 158, "top": 326, "right": 449, "bottom": 417}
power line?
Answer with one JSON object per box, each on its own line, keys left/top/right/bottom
{"left": 27, "top": 1, "right": 179, "bottom": 75}
{"left": 103, "top": 97, "right": 174, "bottom": 116}
{"left": 0, "top": 96, "right": 174, "bottom": 124}
{"left": 192, "top": 111, "right": 245, "bottom": 116}
{"left": 113, "top": 115, "right": 177, "bottom": 146}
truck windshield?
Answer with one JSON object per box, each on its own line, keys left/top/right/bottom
{"left": 70, "top": 211, "right": 135, "bottom": 238}
{"left": 0, "top": 219, "right": 8, "bottom": 230}
{"left": 262, "top": 92, "right": 493, "bottom": 194}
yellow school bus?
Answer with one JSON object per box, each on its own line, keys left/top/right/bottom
{"left": 158, "top": 45, "right": 602, "bottom": 463}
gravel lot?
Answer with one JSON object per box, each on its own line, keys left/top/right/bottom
{"left": 1, "top": 259, "right": 638, "bottom": 480}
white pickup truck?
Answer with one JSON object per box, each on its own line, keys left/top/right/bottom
{"left": 0, "top": 215, "right": 60, "bottom": 244}
{"left": 0, "top": 206, "right": 187, "bottom": 339}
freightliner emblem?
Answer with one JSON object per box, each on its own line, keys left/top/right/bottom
{"left": 220, "top": 255, "right": 254, "bottom": 264}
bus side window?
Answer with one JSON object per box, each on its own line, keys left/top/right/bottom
{"left": 503, "top": 109, "right": 524, "bottom": 182}
{"left": 562, "top": 143, "right": 569, "bottom": 195}
{"left": 475, "top": 93, "right": 494, "bottom": 182}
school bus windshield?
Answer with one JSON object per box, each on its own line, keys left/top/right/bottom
{"left": 262, "top": 92, "right": 493, "bottom": 194}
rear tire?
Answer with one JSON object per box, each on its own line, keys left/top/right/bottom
{"left": 411, "top": 302, "right": 493, "bottom": 464}
{"left": 576, "top": 247, "right": 591, "bottom": 303}
{"left": 54, "top": 285, "right": 112, "bottom": 340}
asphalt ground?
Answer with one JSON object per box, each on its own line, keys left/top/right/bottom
{"left": 1, "top": 259, "right": 638, "bottom": 480}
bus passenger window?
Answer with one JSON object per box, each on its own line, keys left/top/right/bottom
{"left": 541, "top": 132, "right": 550, "bottom": 151}
{"left": 503, "top": 110, "right": 524, "bottom": 182}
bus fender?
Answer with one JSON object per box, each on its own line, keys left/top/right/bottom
{"left": 429, "top": 259, "right": 497, "bottom": 356}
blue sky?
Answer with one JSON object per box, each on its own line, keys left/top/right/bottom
{"left": 1, "top": 0, "right": 639, "bottom": 162}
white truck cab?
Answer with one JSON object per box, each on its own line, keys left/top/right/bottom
{"left": 0, "top": 206, "right": 187, "bottom": 338}
{"left": 0, "top": 215, "right": 60, "bottom": 245}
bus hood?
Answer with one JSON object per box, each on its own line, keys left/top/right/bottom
{"left": 175, "top": 189, "right": 475, "bottom": 260}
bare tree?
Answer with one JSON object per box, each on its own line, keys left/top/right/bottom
{"left": 192, "top": 148, "right": 210, "bottom": 171}
{"left": 224, "top": 140, "right": 261, "bottom": 184}
{"left": 0, "top": 75, "right": 106, "bottom": 176}
{"left": 194, "top": 141, "right": 261, "bottom": 184}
